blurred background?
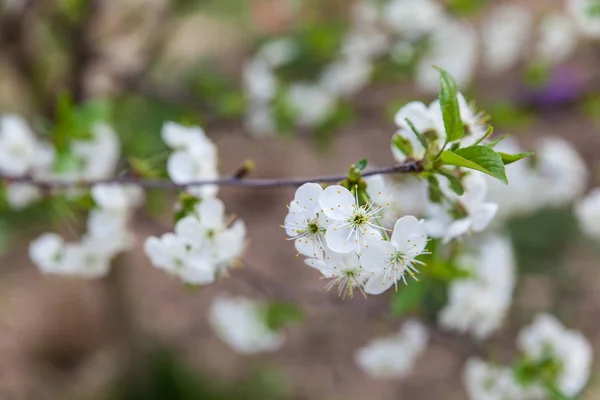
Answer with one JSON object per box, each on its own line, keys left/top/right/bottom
{"left": 1, "top": 0, "right": 600, "bottom": 399}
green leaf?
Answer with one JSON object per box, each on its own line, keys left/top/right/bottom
{"left": 438, "top": 169, "right": 464, "bottom": 195}
{"left": 264, "top": 301, "right": 304, "bottom": 331}
{"left": 355, "top": 159, "right": 368, "bottom": 171}
{"left": 441, "top": 146, "right": 508, "bottom": 184}
{"left": 390, "top": 282, "right": 424, "bottom": 317}
{"left": 472, "top": 125, "right": 494, "bottom": 146}
{"left": 404, "top": 118, "right": 428, "bottom": 151}
{"left": 485, "top": 134, "right": 509, "bottom": 149}
{"left": 434, "top": 66, "right": 464, "bottom": 142}
{"left": 498, "top": 152, "right": 533, "bottom": 165}
{"left": 392, "top": 134, "right": 414, "bottom": 157}
{"left": 427, "top": 176, "right": 444, "bottom": 203}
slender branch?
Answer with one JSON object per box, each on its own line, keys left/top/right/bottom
{"left": 1, "top": 160, "right": 423, "bottom": 190}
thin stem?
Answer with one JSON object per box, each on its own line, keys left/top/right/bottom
{"left": 1, "top": 160, "right": 423, "bottom": 190}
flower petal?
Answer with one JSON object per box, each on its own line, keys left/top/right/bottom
{"left": 325, "top": 221, "right": 356, "bottom": 253}
{"left": 319, "top": 185, "right": 355, "bottom": 220}
{"left": 394, "top": 101, "right": 434, "bottom": 132}
{"left": 391, "top": 216, "right": 427, "bottom": 255}
{"left": 361, "top": 238, "right": 394, "bottom": 273}
{"left": 364, "top": 272, "right": 395, "bottom": 295}
{"left": 167, "top": 150, "right": 196, "bottom": 183}
{"left": 175, "top": 216, "right": 205, "bottom": 244}
{"left": 442, "top": 218, "right": 473, "bottom": 243}
{"left": 198, "top": 197, "right": 225, "bottom": 229}
{"left": 470, "top": 203, "right": 498, "bottom": 232}
{"left": 294, "top": 236, "right": 321, "bottom": 258}
{"left": 293, "top": 183, "right": 323, "bottom": 218}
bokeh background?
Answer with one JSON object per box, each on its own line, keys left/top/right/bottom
{"left": 1, "top": 0, "right": 600, "bottom": 399}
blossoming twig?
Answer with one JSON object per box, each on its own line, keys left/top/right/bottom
{"left": 1, "top": 160, "right": 423, "bottom": 190}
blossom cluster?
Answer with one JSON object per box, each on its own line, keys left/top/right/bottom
{"left": 243, "top": 0, "right": 600, "bottom": 137}
{"left": 464, "top": 313, "right": 593, "bottom": 399}
{"left": 144, "top": 123, "right": 247, "bottom": 285}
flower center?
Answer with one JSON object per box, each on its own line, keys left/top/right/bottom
{"left": 351, "top": 209, "right": 369, "bottom": 226}
{"left": 308, "top": 222, "right": 320, "bottom": 234}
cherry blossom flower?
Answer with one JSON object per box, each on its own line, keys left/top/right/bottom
{"left": 355, "top": 320, "right": 429, "bottom": 379}
{"left": 283, "top": 183, "right": 329, "bottom": 258}
{"left": 361, "top": 216, "right": 428, "bottom": 295}
{"left": 286, "top": 83, "right": 335, "bottom": 127}
{"left": 209, "top": 295, "right": 285, "bottom": 354}
{"left": 319, "top": 185, "right": 383, "bottom": 254}
{"left": 575, "top": 188, "right": 600, "bottom": 239}
{"left": 0, "top": 115, "right": 38, "bottom": 177}
{"left": 305, "top": 252, "right": 369, "bottom": 298}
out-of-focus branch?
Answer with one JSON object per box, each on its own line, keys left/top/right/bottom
{"left": 0, "top": 160, "right": 423, "bottom": 190}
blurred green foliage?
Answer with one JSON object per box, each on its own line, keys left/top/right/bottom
{"left": 264, "top": 301, "right": 304, "bottom": 331}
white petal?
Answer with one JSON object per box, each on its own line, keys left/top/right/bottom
{"left": 319, "top": 185, "right": 355, "bottom": 220}
{"left": 360, "top": 239, "right": 394, "bottom": 273}
{"left": 294, "top": 236, "right": 321, "bottom": 258}
{"left": 198, "top": 197, "right": 225, "bottom": 229}
{"left": 442, "top": 218, "right": 472, "bottom": 243}
{"left": 461, "top": 173, "right": 487, "bottom": 208}
{"left": 394, "top": 101, "right": 434, "bottom": 132}
{"left": 325, "top": 221, "right": 356, "bottom": 253}
{"left": 470, "top": 203, "right": 498, "bottom": 232}
{"left": 293, "top": 183, "right": 323, "bottom": 217}
{"left": 167, "top": 151, "right": 196, "bottom": 183}
{"left": 304, "top": 257, "right": 328, "bottom": 274}
{"left": 364, "top": 272, "right": 395, "bottom": 295}
{"left": 391, "top": 216, "right": 427, "bottom": 255}
{"left": 175, "top": 216, "right": 205, "bottom": 244}
{"left": 284, "top": 207, "right": 307, "bottom": 237}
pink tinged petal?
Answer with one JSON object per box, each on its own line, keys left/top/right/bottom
{"left": 319, "top": 185, "right": 355, "bottom": 220}
{"left": 167, "top": 151, "right": 196, "bottom": 183}
{"left": 175, "top": 216, "right": 205, "bottom": 243}
{"left": 364, "top": 272, "right": 395, "bottom": 295}
{"left": 394, "top": 101, "right": 434, "bottom": 132}
{"left": 198, "top": 198, "right": 225, "bottom": 229}
{"left": 293, "top": 183, "right": 323, "bottom": 217}
{"left": 442, "top": 218, "right": 473, "bottom": 244}
{"left": 325, "top": 222, "right": 356, "bottom": 253}
{"left": 470, "top": 203, "right": 498, "bottom": 232}
{"left": 360, "top": 239, "right": 394, "bottom": 273}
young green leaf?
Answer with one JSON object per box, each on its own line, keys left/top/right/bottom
{"left": 427, "top": 176, "right": 444, "bottom": 203}
{"left": 472, "top": 125, "right": 494, "bottom": 146}
{"left": 404, "top": 118, "right": 428, "bottom": 151}
{"left": 434, "top": 66, "right": 464, "bottom": 142}
{"left": 392, "top": 134, "right": 414, "bottom": 157}
{"left": 355, "top": 158, "right": 368, "bottom": 171}
{"left": 497, "top": 152, "right": 533, "bottom": 165}
{"left": 441, "top": 146, "right": 508, "bottom": 184}
{"left": 438, "top": 168, "right": 465, "bottom": 195}
{"left": 485, "top": 134, "right": 509, "bottom": 149}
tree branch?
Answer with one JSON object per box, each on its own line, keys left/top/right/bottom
{"left": 1, "top": 160, "right": 423, "bottom": 190}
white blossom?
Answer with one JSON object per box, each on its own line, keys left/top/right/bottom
{"left": 438, "top": 235, "right": 515, "bottom": 339}
{"left": 257, "top": 38, "right": 297, "bottom": 68}
{"left": 243, "top": 58, "right": 277, "bottom": 102}
{"left": 0, "top": 115, "right": 38, "bottom": 177}
{"left": 286, "top": 84, "right": 335, "bottom": 127}
{"left": 305, "top": 252, "right": 369, "bottom": 298}
{"left": 209, "top": 295, "right": 285, "bottom": 354}
{"left": 144, "top": 233, "right": 216, "bottom": 285}
{"left": 482, "top": 4, "right": 532, "bottom": 75}
{"left": 517, "top": 313, "right": 593, "bottom": 397}
{"left": 383, "top": 0, "right": 444, "bottom": 39}
{"left": 320, "top": 56, "right": 372, "bottom": 97}
{"left": 575, "top": 188, "right": 600, "bottom": 239}
{"left": 319, "top": 185, "right": 383, "bottom": 253}
{"left": 463, "top": 358, "right": 545, "bottom": 400}
{"left": 355, "top": 320, "right": 429, "bottom": 379}
{"left": 416, "top": 20, "right": 478, "bottom": 93}
{"left": 366, "top": 175, "right": 428, "bottom": 228}
{"left": 536, "top": 13, "right": 578, "bottom": 65}
{"left": 361, "top": 216, "right": 428, "bottom": 295}
{"left": 91, "top": 183, "right": 144, "bottom": 213}
{"left": 163, "top": 122, "right": 219, "bottom": 198}
{"left": 567, "top": 0, "right": 600, "bottom": 38}
{"left": 71, "top": 124, "right": 120, "bottom": 180}
{"left": 391, "top": 101, "right": 442, "bottom": 163}
{"left": 4, "top": 183, "right": 42, "bottom": 210}
{"left": 283, "top": 183, "right": 329, "bottom": 258}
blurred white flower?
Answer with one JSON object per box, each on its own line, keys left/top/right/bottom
{"left": 209, "top": 295, "right": 285, "bottom": 354}
{"left": 164, "top": 122, "right": 219, "bottom": 198}
{"left": 305, "top": 252, "right": 369, "bottom": 298}
{"left": 0, "top": 115, "right": 38, "bottom": 177}
{"left": 355, "top": 320, "right": 428, "bottom": 379}
{"left": 417, "top": 20, "right": 478, "bottom": 93}
{"left": 383, "top": 0, "right": 444, "bottom": 39}
{"left": 438, "top": 235, "right": 515, "bottom": 339}
{"left": 91, "top": 183, "right": 144, "bottom": 213}
{"left": 463, "top": 358, "right": 545, "bottom": 400}
{"left": 257, "top": 38, "right": 297, "bottom": 68}
{"left": 71, "top": 124, "right": 120, "bottom": 180}
{"left": 245, "top": 101, "right": 277, "bottom": 137}
{"left": 243, "top": 58, "right": 277, "bottom": 102}
{"left": 320, "top": 57, "right": 372, "bottom": 97}
{"left": 366, "top": 175, "right": 428, "bottom": 227}
{"left": 567, "top": 0, "right": 600, "bottom": 38}
{"left": 536, "top": 13, "right": 578, "bottom": 65}
{"left": 391, "top": 101, "right": 442, "bottom": 163}
{"left": 430, "top": 93, "right": 487, "bottom": 144}
{"left": 361, "top": 216, "right": 428, "bottom": 295}
{"left": 517, "top": 313, "right": 593, "bottom": 397}
{"left": 4, "top": 183, "right": 41, "bottom": 210}
{"left": 575, "top": 188, "right": 600, "bottom": 239}
{"left": 144, "top": 233, "right": 216, "bottom": 285}
{"left": 286, "top": 84, "right": 335, "bottom": 127}
{"left": 482, "top": 4, "right": 532, "bottom": 75}
{"left": 283, "top": 183, "right": 330, "bottom": 259}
